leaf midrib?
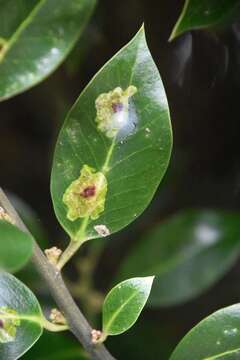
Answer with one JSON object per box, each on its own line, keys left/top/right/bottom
{"left": 104, "top": 289, "right": 139, "bottom": 334}
{"left": 0, "top": 312, "right": 42, "bottom": 326}
{"left": 203, "top": 346, "right": 240, "bottom": 359}
{"left": 74, "top": 31, "right": 142, "bottom": 240}
{"left": 0, "top": 0, "right": 46, "bottom": 63}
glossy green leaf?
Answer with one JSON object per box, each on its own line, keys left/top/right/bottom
{"left": 51, "top": 26, "right": 172, "bottom": 243}
{"left": 0, "top": 272, "right": 43, "bottom": 360}
{"left": 170, "top": 0, "right": 240, "bottom": 40}
{"left": 117, "top": 210, "right": 240, "bottom": 307}
{"left": 171, "top": 304, "right": 240, "bottom": 360}
{"left": 22, "top": 332, "right": 88, "bottom": 360}
{"left": 0, "top": 221, "right": 33, "bottom": 273}
{"left": 0, "top": 0, "right": 96, "bottom": 101}
{"left": 102, "top": 276, "right": 154, "bottom": 337}
{"left": 6, "top": 194, "right": 49, "bottom": 289}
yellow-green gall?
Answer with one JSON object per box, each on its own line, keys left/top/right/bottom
{"left": 63, "top": 165, "right": 107, "bottom": 221}
{"left": 0, "top": 307, "right": 21, "bottom": 343}
{"left": 95, "top": 85, "right": 137, "bottom": 138}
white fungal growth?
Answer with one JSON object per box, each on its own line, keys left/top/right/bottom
{"left": 95, "top": 86, "right": 138, "bottom": 138}
{"left": 94, "top": 225, "right": 110, "bottom": 237}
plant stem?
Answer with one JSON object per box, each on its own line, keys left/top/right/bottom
{"left": 0, "top": 188, "right": 115, "bottom": 360}
{"left": 41, "top": 317, "right": 69, "bottom": 332}
{"left": 57, "top": 239, "right": 83, "bottom": 270}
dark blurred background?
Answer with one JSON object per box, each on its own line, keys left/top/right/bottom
{"left": 2, "top": 0, "right": 240, "bottom": 358}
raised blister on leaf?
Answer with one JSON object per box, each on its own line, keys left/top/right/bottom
{"left": 95, "top": 85, "right": 138, "bottom": 139}
{"left": 63, "top": 165, "right": 107, "bottom": 221}
{"left": 0, "top": 307, "right": 20, "bottom": 343}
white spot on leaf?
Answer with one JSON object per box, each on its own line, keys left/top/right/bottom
{"left": 94, "top": 225, "right": 110, "bottom": 237}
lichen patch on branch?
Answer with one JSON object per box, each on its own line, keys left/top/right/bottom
{"left": 63, "top": 165, "right": 107, "bottom": 221}
{"left": 95, "top": 85, "right": 138, "bottom": 139}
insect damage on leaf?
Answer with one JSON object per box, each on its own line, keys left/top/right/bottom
{"left": 0, "top": 307, "right": 20, "bottom": 343}
{"left": 63, "top": 165, "right": 107, "bottom": 221}
{"left": 95, "top": 86, "right": 138, "bottom": 138}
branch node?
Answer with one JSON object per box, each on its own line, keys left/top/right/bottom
{"left": 45, "top": 246, "right": 62, "bottom": 266}
{"left": 50, "top": 308, "right": 67, "bottom": 325}
{"left": 91, "top": 329, "right": 103, "bottom": 344}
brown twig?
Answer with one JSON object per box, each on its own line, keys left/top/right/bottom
{"left": 0, "top": 188, "right": 115, "bottom": 360}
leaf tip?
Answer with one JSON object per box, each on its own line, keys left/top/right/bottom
{"left": 169, "top": 0, "right": 189, "bottom": 41}
{"left": 143, "top": 275, "right": 155, "bottom": 291}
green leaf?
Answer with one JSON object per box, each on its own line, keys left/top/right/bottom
{"left": 0, "top": 272, "right": 43, "bottom": 360}
{"left": 0, "top": 0, "right": 96, "bottom": 101}
{"left": 0, "top": 221, "right": 33, "bottom": 273}
{"left": 51, "top": 26, "right": 172, "bottom": 243}
{"left": 117, "top": 210, "right": 240, "bottom": 307}
{"left": 170, "top": 0, "right": 240, "bottom": 40}
{"left": 7, "top": 194, "right": 49, "bottom": 288}
{"left": 170, "top": 304, "right": 240, "bottom": 360}
{"left": 22, "top": 332, "right": 88, "bottom": 360}
{"left": 102, "top": 276, "right": 154, "bottom": 337}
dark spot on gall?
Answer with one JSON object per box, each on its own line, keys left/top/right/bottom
{"left": 80, "top": 185, "right": 96, "bottom": 198}
{"left": 112, "top": 102, "right": 124, "bottom": 113}
{"left": 0, "top": 319, "right": 4, "bottom": 328}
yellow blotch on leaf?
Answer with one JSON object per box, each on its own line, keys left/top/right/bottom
{"left": 95, "top": 85, "right": 137, "bottom": 138}
{"left": 63, "top": 165, "right": 107, "bottom": 221}
{"left": 0, "top": 307, "right": 21, "bottom": 343}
